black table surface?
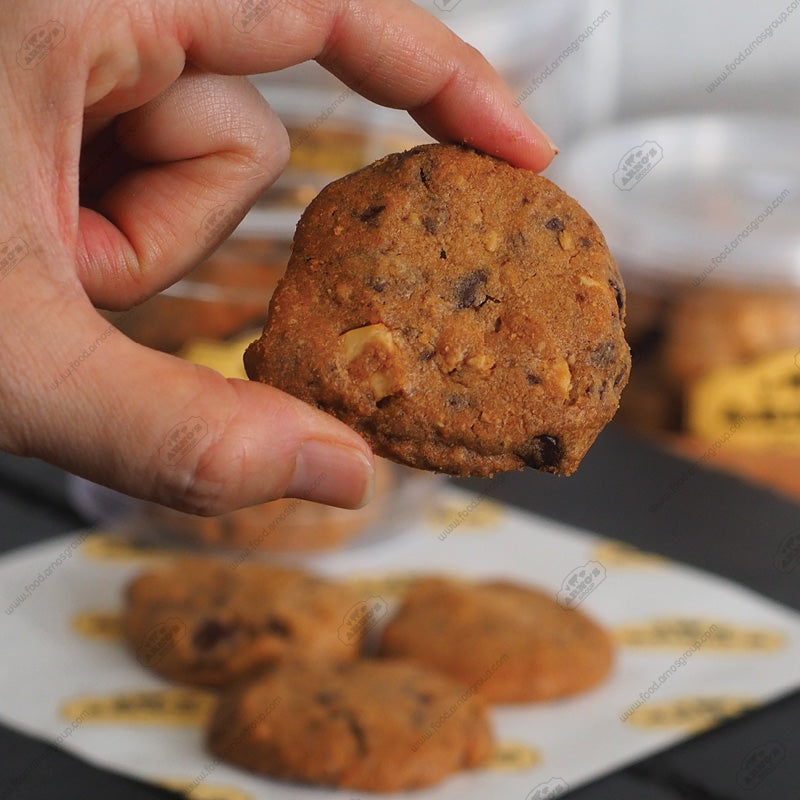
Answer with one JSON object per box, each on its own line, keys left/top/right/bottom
{"left": 1, "top": 427, "right": 799, "bottom": 800}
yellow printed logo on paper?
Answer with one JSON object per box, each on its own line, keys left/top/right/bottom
{"left": 71, "top": 610, "right": 123, "bottom": 641}
{"left": 488, "top": 741, "right": 542, "bottom": 771}
{"left": 61, "top": 688, "right": 215, "bottom": 726}
{"left": 615, "top": 619, "right": 785, "bottom": 652}
{"left": 592, "top": 539, "right": 667, "bottom": 567}
{"left": 158, "top": 778, "right": 254, "bottom": 800}
{"left": 625, "top": 696, "right": 755, "bottom": 733}
{"left": 80, "top": 533, "right": 173, "bottom": 563}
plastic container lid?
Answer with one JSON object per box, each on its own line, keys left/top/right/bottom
{"left": 422, "top": 0, "right": 577, "bottom": 81}
{"left": 549, "top": 114, "right": 800, "bottom": 287}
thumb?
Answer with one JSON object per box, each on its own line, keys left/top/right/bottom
{"left": 13, "top": 299, "right": 375, "bottom": 515}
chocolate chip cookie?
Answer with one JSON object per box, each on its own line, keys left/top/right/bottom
{"left": 245, "top": 143, "right": 630, "bottom": 477}
{"left": 207, "top": 659, "right": 492, "bottom": 791}
{"left": 379, "top": 577, "right": 613, "bottom": 703}
{"left": 123, "top": 558, "right": 360, "bottom": 686}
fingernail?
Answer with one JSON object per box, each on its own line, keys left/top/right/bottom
{"left": 287, "top": 440, "right": 375, "bottom": 509}
{"left": 544, "top": 131, "right": 559, "bottom": 155}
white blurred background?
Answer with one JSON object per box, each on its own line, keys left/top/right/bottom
{"left": 424, "top": 0, "right": 799, "bottom": 144}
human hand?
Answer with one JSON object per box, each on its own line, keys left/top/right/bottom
{"left": 0, "top": 0, "right": 556, "bottom": 515}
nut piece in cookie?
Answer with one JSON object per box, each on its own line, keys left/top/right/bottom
{"left": 379, "top": 577, "right": 613, "bottom": 703}
{"left": 245, "top": 143, "right": 630, "bottom": 477}
{"left": 123, "top": 558, "right": 360, "bottom": 686}
{"left": 207, "top": 659, "right": 492, "bottom": 791}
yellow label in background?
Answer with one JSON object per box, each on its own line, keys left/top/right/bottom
{"left": 61, "top": 688, "right": 215, "bottom": 727}
{"left": 158, "top": 778, "right": 254, "bottom": 800}
{"left": 179, "top": 331, "right": 257, "bottom": 379}
{"left": 688, "top": 348, "right": 800, "bottom": 447}
{"left": 487, "top": 742, "right": 542, "bottom": 771}
{"left": 624, "top": 696, "right": 755, "bottom": 733}
{"left": 592, "top": 539, "right": 667, "bottom": 568}
{"left": 614, "top": 619, "right": 786, "bottom": 652}
{"left": 71, "top": 610, "right": 124, "bottom": 641}
{"left": 80, "top": 533, "right": 175, "bottom": 563}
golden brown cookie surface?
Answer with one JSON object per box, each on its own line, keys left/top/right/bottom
{"left": 379, "top": 577, "right": 613, "bottom": 703}
{"left": 207, "top": 659, "right": 492, "bottom": 791}
{"left": 245, "top": 144, "right": 630, "bottom": 477}
{"left": 123, "top": 558, "right": 359, "bottom": 686}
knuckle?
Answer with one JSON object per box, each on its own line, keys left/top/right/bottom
{"left": 155, "top": 428, "right": 245, "bottom": 517}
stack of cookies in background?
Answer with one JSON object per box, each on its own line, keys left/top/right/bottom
{"left": 621, "top": 284, "right": 800, "bottom": 500}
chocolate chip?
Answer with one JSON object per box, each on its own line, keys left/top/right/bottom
{"left": 613, "top": 366, "right": 627, "bottom": 387}
{"left": 265, "top": 616, "right": 290, "bottom": 637}
{"left": 419, "top": 349, "right": 435, "bottom": 361}
{"left": 545, "top": 217, "right": 564, "bottom": 232}
{"left": 314, "top": 691, "right": 340, "bottom": 705}
{"left": 440, "top": 249, "right": 447, "bottom": 259}
{"left": 192, "top": 619, "right": 234, "bottom": 651}
{"left": 526, "top": 373, "right": 542, "bottom": 385}
{"left": 609, "top": 279, "right": 624, "bottom": 312}
{"left": 517, "top": 434, "right": 564, "bottom": 471}
{"left": 448, "top": 395, "right": 468, "bottom": 409}
{"left": 331, "top": 710, "right": 368, "bottom": 755}
{"left": 591, "top": 340, "right": 617, "bottom": 366}
{"left": 419, "top": 166, "right": 431, "bottom": 189}
{"left": 366, "top": 276, "right": 387, "bottom": 293}
{"left": 581, "top": 237, "right": 592, "bottom": 248}
{"left": 508, "top": 231, "right": 527, "bottom": 252}
{"left": 454, "top": 270, "right": 488, "bottom": 309}
{"left": 422, "top": 216, "right": 437, "bottom": 234}
{"left": 358, "top": 204, "right": 386, "bottom": 223}
{"left": 494, "top": 317, "right": 502, "bottom": 332}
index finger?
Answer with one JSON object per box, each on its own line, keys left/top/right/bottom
{"left": 162, "top": 0, "right": 555, "bottom": 171}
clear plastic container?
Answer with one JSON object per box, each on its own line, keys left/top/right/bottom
{"left": 87, "top": 93, "right": 445, "bottom": 549}
{"left": 549, "top": 114, "right": 800, "bottom": 495}
{"left": 103, "top": 231, "right": 290, "bottom": 354}
{"left": 68, "top": 461, "right": 440, "bottom": 557}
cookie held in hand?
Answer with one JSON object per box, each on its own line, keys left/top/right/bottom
{"left": 245, "top": 144, "right": 630, "bottom": 477}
